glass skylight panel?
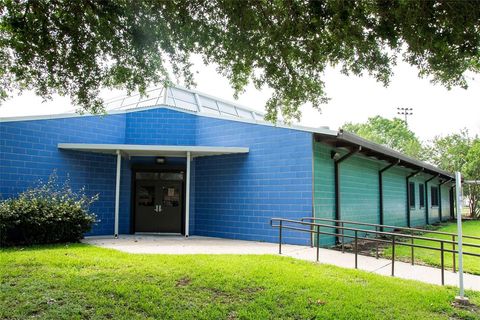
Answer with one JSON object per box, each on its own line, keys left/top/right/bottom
{"left": 170, "top": 87, "right": 196, "bottom": 105}
{"left": 217, "top": 102, "right": 238, "bottom": 116}
{"left": 236, "top": 108, "right": 255, "bottom": 120}
{"left": 253, "top": 112, "right": 264, "bottom": 121}
{"left": 173, "top": 99, "right": 197, "bottom": 111}
{"left": 199, "top": 96, "right": 220, "bottom": 113}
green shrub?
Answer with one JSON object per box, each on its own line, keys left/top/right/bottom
{"left": 0, "top": 174, "right": 98, "bottom": 246}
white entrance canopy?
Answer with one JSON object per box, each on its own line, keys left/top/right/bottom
{"left": 58, "top": 143, "right": 249, "bottom": 158}
{"left": 58, "top": 143, "right": 249, "bottom": 238}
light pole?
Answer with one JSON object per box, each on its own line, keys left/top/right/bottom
{"left": 397, "top": 107, "right": 413, "bottom": 125}
{"left": 455, "top": 171, "right": 468, "bottom": 304}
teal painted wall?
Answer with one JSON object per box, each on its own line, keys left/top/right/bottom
{"left": 409, "top": 174, "right": 428, "bottom": 227}
{"left": 382, "top": 167, "right": 408, "bottom": 227}
{"left": 440, "top": 185, "right": 452, "bottom": 221}
{"left": 313, "top": 140, "right": 453, "bottom": 246}
{"left": 312, "top": 141, "right": 336, "bottom": 245}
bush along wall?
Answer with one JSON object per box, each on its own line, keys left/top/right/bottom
{"left": 0, "top": 173, "right": 98, "bottom": 246}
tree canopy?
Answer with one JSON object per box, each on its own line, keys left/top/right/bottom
{"left": 427, "top": 130, "right": 479, "bottom": 217}
{"left": 1, "top": 1, "right": 480, "bottom": 121}
{"left": 426, "top": 129, "right": 472, "bottom": 173}
{"left": 342, "top": 116, "right": 424, "bottom": 160}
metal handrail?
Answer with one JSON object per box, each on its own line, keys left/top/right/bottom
{"left": 270, "top": 218, "right": 480, "bottom": 285}
{"left": 301, "top": 217, "right": 480, "bottom": 241}
{"left": 301, "top": 216, "right": 479, "bottom": 273}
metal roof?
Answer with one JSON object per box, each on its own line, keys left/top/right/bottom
{"left": 58, "top": 143, "right": 249, "bottom": 158}
{"left": 315, "top": 130, "right": 454, "bottom": 180}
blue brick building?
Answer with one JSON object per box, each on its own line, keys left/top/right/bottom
{"left": 0, "top": 86, "right": 455, "bottom": 245}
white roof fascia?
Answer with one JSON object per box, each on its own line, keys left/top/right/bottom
{"left": 58, "top": 143, "right": 249, "bottom": 158}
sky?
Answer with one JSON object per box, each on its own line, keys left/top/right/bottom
{"left": 1, "top": 57, "right": 479, "bottom": 141}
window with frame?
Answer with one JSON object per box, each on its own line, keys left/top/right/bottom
{"left": 409, "top": 182, "right": 415, "bottom": 208}
{"left": 431, "top": 186, "right": 439, "bottom": 207}
{"left": 419, "top": 184, "right": 425, "bottom": 208}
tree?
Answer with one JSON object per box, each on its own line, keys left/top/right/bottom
{"left": 426, "top": 129, "right": 472, "bottom": 173}
{"left": 1, "top": 1, "right": 480, "bottom": 121}
{"left": 463, "top": 139, "right": 480, "bottom": 218}
{"left": 427, "top": 130, "right": 479, "bottom": 218}
{"left": 342, "top": 116, "right": 425, "bottom": 160}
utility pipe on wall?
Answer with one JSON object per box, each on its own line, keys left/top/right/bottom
{"left": 378, "top": 160, "right": 400, "bottom": 229}
{"left": 333, "top": 147, "right": 361, "bottom": 243}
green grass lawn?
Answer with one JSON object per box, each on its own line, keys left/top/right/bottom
{"left": 383, "top": 220, "right": 480, "bottom": 275}
{"left": 1, "top": 244, "right": 479, "bottom": 319}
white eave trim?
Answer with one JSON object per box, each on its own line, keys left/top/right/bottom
{"left": 58, "top": 143, "right": 249, "bottom": 158}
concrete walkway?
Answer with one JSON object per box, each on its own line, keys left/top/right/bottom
{"left": 83, "top": 235, "right": 480, "bottom": 291}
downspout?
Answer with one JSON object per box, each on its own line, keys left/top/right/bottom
{"left": 438, "top": 179, "right": 452, "bottom": 221}
{"left": 424, "top": 174, "right": 438, "bottom": 225}
{"left": 333, "top": 146, "right": 361, "bottom": 243}
{"left": 406, "top": 169, "right": 423, "bottom": 227}
{"left": 379, "top": 160, "right": 400, "bottom": 231}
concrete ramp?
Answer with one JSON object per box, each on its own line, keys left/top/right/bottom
{"left": 83, "top": 235, "right": 480, "bottom": 291}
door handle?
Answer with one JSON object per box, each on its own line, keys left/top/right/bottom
{"left": 154, "top": 204, "right": 162, "bottom": 213}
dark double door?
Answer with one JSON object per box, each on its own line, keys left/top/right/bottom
{"left": 134, "top": 171, "right": 183, "bottom": 233}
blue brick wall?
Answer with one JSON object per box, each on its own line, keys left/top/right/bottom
{"left": 1, "top": 106, "right": 453, "bottom": 243}
{"left": 125, "top": 107, "right": 196, "bottom": 145}
{"left": 0, "top": 114, "right": 127, "bottom": 235}
{"left": 194, "top": 117, "right": 313, "bottom": 245}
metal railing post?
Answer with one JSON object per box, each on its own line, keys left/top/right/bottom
{"left": 391, "top": 235, "right": 396, "bottom": 277}
{"left": 452, "top": 235, "right": 456, "bottom": 273}
{"left": 341, "top": 222, "right": 345, "bottom": 253}
{"left": 441, "top": 241, "right": 445, "bottom": 285}
{"left": 411, "top": 230, "right": 415, "bottom": 265}
{"left": 354, "top": 230, "right": 358, "bottom": 269}
{"left": 316, "top": 226, "right": 320, "bottom": 262}
{"left": 375, "top": 226, "right": 379, "bottom": 259}
{"left": 279, "top": 220, "right": 283, "bottom": 254}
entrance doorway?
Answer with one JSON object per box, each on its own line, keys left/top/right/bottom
{"left": 134, "top": 170, "right": 184, "bottom": 233}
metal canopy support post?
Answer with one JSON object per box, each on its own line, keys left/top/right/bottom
{"left": 406, "top": 169, "right": 423, "bottom": 227}
{"left": 333, "top": 147, "right": 361, "bottom": 244}
{"left": 185, "top": 151, "right": 191, "bottom": 237}
{"left": 114, "top": 150, "right": 121, "bottom": 238}
{"left": 379, "top": 160, "right": 399, "bottom": 230}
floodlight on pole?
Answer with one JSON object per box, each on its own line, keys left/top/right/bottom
{"left": 397, "top": 107, "right": 413, "bottom": 125}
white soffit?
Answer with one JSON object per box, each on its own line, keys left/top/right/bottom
{"left": 58, "top": 143, "right": 249, "bottom": 158}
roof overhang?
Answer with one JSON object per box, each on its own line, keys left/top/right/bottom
{"left": 314, "top": 130, "right": 454, "bottom": 180}
{"left": 58, "top": 143, "right": 249, "bottom": 158}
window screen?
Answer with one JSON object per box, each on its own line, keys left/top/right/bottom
{"left": 419, "top": 184, "right": 425, "bottom": 208}
{"left": 431, "top": 186, "right": 439, "bottom": 207}
{"left": 409, "top": 182, "right": 415, "bottom": 207}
